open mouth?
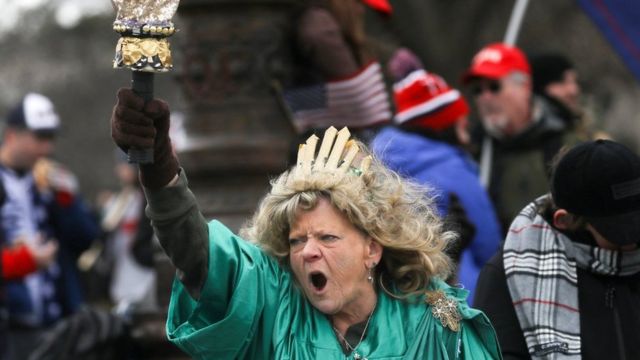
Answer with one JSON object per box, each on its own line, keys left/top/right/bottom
{"left": 309, "top": 272, "right": 327, "bottom": 292}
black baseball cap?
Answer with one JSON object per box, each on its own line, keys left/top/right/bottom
{"left": 6, "top": 93, "right": 60, "bottom": 137}
{"left": 551, "top": 139, "right": 640, "bottom": 246}
{"left": 530, "top": 53, "right": 574, "bottom": 95}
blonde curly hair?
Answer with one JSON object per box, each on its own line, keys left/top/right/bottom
{"left": 240, "top": 139, "right": 453, "bottom": 299}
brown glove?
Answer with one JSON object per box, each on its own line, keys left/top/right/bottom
{"left": 111, "top": 88, "right": 179, "bottom": 189}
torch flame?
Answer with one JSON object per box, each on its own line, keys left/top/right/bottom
{"left": 111, "top": 0, "right": 179, "bottom": 25}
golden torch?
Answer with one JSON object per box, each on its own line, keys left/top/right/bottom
{"left": 112, "top": 0, "right": 179, "bottom": 164}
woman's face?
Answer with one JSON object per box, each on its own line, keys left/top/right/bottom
{"left": 288, "top": 198, "right": 382, "bottom": 317}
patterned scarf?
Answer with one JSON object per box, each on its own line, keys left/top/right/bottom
{"left": 503, "top": 196, "right": 640, "bottom": 359}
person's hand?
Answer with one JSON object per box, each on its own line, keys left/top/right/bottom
{"left": 111, "top": 88, "right": 179, "bottom": 188}
{"left": 33, "top": 158, "right": 79, "bottom": 207}
{"left": 29, "top": 239, "right": 59, "bottom": 270}
{"left": 13, "top": 234, "right": 59, "bottom": 270}
{"left": 95, "top": 190, "right": 114, "bottom": 210}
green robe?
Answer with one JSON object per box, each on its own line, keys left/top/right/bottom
{"left": 166, "top": 220, "right": 501, "bottom": 359}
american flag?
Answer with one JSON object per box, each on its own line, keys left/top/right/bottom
{"left": 283, "top": 62, "right": 392, "bottom": 133}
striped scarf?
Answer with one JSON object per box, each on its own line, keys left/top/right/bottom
{"left": 504, "top": 196, "right": 640, "bottom": 359}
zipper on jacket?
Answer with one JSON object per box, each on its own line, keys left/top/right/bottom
{"left": 606, "top": 284, "right": 626, "bottom": 360}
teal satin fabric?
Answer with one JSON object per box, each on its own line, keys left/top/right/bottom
{"left": 167, "top": 220, "right": 501, "bottom": 359}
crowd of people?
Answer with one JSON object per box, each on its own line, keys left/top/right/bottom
{"left": 1, "top": 0, "right": 638, "bottom": 359}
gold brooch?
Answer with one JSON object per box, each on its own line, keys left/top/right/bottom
{"left": 426, "top": 290, "right": 461, "bottom": 332}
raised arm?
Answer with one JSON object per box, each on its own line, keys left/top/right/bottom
{"left": 296, "top": 7, "right": 360, "bottom": 79}
{"left": 111, "top": 88, "right": 208, "bottom": 298}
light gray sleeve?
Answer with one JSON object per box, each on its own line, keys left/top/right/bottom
{"left": 143, "top": 169, "right": 209, "bottom": 299}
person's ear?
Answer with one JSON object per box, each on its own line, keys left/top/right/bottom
{"left": 553, "top": 209, "right": 572, "bottom": 230}
{"left": 455, "top": 116, "right": 471, "bottom": 146}
{"left": 366, "top": 237, "right": 383, "bottom": 265}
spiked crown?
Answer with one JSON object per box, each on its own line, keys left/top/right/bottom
{"left": 287, "top": 127, "right": 372, "bottom": 189}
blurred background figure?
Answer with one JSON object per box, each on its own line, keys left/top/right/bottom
{"left": 530, "top": 52, "right": 610, "bottom": 142}
{"left": 97, "top": 150, "right": 157, "bottom": 313}
{"left": 372, "top": 48, "right": 502, "bottom": 302}
{"left": 463, "top": 43, "right": 577, "bottom": 233}
{"left": 284, "top": 0, "right": 393, "bottom": 153}
{"left": 531, "top": 53, "right": 581, "bottom": 116}
{"left": 0, "top": 93, "right": 99, "bottom": 359}
{"left": 1, "top": 215, "right": 58, "bottom": 360}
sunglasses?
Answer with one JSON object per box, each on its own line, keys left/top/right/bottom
{"left": 470, "top": 81, "right": 502, "bottom": 96}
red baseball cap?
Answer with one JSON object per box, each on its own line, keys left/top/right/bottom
{"left": 361, "top": 0, "right": 392, "bottom": 15}
{"left": 462, "top": 42, "right": 530, "bottom": 84}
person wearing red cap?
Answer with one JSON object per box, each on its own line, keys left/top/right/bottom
{"left": 373, "top": 48, "right": 502, "bottom": 305}
{"left": 462, "top": 42, "right": 576, "bottom": 233}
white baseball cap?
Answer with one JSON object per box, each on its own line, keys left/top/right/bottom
{"left": 7, "top": 93, "right": 60, "bottom": 136}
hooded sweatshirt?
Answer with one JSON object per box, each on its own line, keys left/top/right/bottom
{"left": 372, "top": 127, "right": 502, "bottom": 301}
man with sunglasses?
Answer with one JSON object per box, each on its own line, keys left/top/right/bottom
{"left": 462, "top": 43, "right": 575, "bottom": 234}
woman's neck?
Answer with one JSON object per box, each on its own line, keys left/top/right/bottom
{"left": 331, "top": 289, "right": 378, "bottom": 334}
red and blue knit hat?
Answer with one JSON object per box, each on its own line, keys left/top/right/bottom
{"left": 393, "top": 70, "right": 469, "bottom": 131}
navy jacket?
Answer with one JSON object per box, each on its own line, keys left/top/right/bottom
{"left": 0, "top": 169, "right": 98, "bottom": 327}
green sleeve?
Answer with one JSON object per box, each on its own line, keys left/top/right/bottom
{"left": 456, "top": 310, "right": 502, "bottom": 359}
{"left": 166, "top": 220, "right": 286, "bottom": 359}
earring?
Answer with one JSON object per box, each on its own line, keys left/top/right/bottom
{"left": 367, "top": 262, "right": 377, "bottom": 283}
